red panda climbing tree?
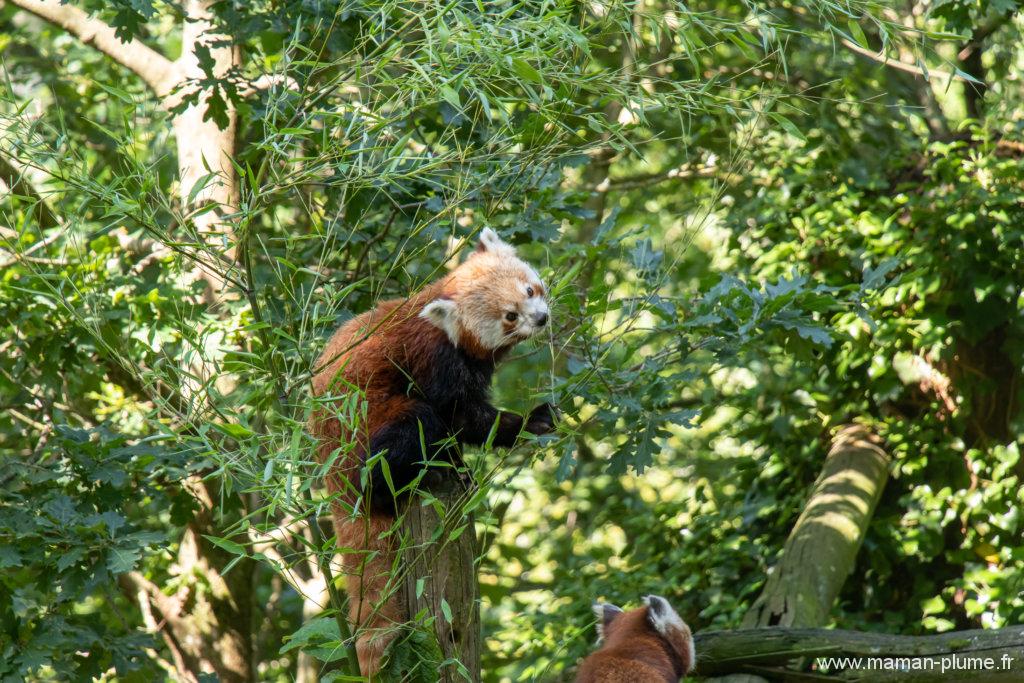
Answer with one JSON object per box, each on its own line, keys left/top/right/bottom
{"left": 309, "top": 230, "right": 553, "bottom": 677}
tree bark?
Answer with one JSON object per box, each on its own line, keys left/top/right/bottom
{"left": 11, "top": 0, "right": 240, "bottom": 303}
{"left": 712, "top": 425, "right": 890, "bottom": 683}
{"left": 401, "top": 477, "right": 482, "bottom": 682}
{"left": 742, "top": 425, "right": 890, "bottom": 629}
{"left": 10, "top": 4, "right": 250, "bottom": 682}
{"left": 694, "top": 626, "right": 1024, "bottom": 681}
{"left": 170, "top": 0, "right": 240, "bottom": 304}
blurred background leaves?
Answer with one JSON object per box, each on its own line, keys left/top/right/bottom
{"left": 2, "top": 0, "right": 1024, "bottom": 680}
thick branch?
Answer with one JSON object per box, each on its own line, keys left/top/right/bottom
{"left": 695, "top": 626, "right": 1024, "bottom": 681}
{"left": 9, "top": 0, "right": 178, "bottom": 96}
{"left": 742, "top": 425, "right": 890, "bottom": 630}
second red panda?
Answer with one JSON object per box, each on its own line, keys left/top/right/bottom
{"left": 577, "top": 595, "right": 696, "bottom": 682}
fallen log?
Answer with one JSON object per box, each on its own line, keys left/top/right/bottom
{"left": 694, "top": 626, "right": 1024, "bottom": 681}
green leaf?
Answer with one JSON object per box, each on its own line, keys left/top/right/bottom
{"left": 204, "top": 535, "right": 247, "bottom": 556}
{"left": 847, "top": 21, "right": 870, "bottom": 49}
{"left": 511, "top": 57, "right": 543, "bottom": 84}
{"left": 280, "top": 617, "right": 341, "bottom": 653}
{"left": 768, "top": 112, "right": 806, "bottom": 142}
{"left": 216, "top": 423, "right": 254, "bottom": 439}
{"left": 438, "top": 84, "right": 461, "bottom": 109}
{"left": 106, "top": 546, "right": 140, "bottom": 574}
{"left": 94, "top": 80, "right": 134, "bottom": 104}
{"left": 0, "top": 546, "right": 22, "bottom": 568}
{"left": 440, "top": 598, "right": 453, "bottom": 624}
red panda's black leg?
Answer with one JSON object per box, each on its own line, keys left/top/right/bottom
{"left": 456, "top": 402, "right": 556, "bottom": 447}
{"left": 455, "top": 403, "right": 521, "bottom": 448}
{"left": 365, "top": 404, "right": 459, "bottom": 512}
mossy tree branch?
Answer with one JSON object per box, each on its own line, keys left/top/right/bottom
{"left": 743, "top": 425, "right": 890, "bottom": 629}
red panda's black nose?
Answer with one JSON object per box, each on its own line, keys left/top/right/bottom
{"left": 534, "top": 313, "right": 548, "bottom": 327}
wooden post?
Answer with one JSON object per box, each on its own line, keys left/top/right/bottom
{"left": 400, "top": 477, "right": 481, "bottom": 682}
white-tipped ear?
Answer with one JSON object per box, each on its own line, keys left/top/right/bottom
{"left": 643, "top": 595, "right": 696, "bottom": 673}
{"left": 420, "top": 299, "right": 460, "bottom": 346}
{"left": 643, "top": 595, "right": 685, "bottom": 636}
{"left": 475, "top": 227, "right": 516, "bottom": 256}
{"left": 592, "top": 603, "right": 623, "bottom": 642}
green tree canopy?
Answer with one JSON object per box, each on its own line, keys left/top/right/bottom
{"left": 2, "top": 0, "right": 1023, "bottom": 681}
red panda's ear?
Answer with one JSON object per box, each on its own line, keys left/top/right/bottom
{"left": 643, "top": 595, "right": 684, "bottom": 634}
{"left": 475, "top": 228, "right": 517, "bottom": 256}
{"left": 592, "top": 602, "right": 623, "bottom": 642}
{"left": 644, "top": 595, "right": 695, "bottom": 673}
{"left": 420, "top": 299, "right": 460, "bottom": 346}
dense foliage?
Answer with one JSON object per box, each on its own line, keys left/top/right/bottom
{"left": 2, "top": 0, "right": 1023, "bottom": 681}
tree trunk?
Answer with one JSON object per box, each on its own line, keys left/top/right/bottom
{"left": 401, "top": 477, "right": 481, "bottom": 682}
{"left": 172, "top": 0, "right": 240, "bottom": 305}
{"left": 713, "top": 425, "right": 890, "bottom": 683}
{"left": 8, "top": 2, "right": 250, "bottom": 680}
{"left": 694, "top": 626, "right": 1024, "bottom": 681}
{"left": 743, "top": 425, "right": 890, "bottom": 629}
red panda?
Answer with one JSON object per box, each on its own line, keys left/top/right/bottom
{"left": 576, "top": 596, "right": 696, "bottom": 682}
{"left": 309, "top": 228, "right": 555, "bottom": 676}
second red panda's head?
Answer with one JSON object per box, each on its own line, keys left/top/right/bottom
{"left": 420, "top": 228, "right": 549, "bottom": 355}
{"left": 593, "top": 595, "right": 696, "bottom": 677}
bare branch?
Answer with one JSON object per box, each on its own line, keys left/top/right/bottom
{"left": 132, "top": 586, "right": 197, "bottom": 683}
{"left": 0, "top": 229, "right": 62, "bottom": 269}
{"left": 9, "top": 0, "right": 179, "bottom": 96}
{"left": 0, "top": 153, "right": 59, "bottom": 228}
{"left": 248, "top": 523, "right": 322, "bottom": 602}
{"left": 238, "top": 72, "right": 302, "bottom": 98}
{"left": 118, "top": 573, "right": 204, "bottom": 682}
{"left": 596, "top": 162, "right": 721, "bottom": 193}
{"left": 840, "top": 38, "right": 963, "bottom": 84}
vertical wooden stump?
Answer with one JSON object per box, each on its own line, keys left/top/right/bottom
{"left": 401, "top": 477, "right": 481, "bottom": 682}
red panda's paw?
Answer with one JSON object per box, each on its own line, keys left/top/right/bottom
{"left": 525, "top": 402, "right": 558, "bottom": 435}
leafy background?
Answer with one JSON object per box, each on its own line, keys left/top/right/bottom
{"left": 2, "top": 0, "right": 1023, "bottom": 681}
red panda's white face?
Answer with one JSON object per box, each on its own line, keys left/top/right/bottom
{"left": 420, "top": 228, "right": 549, "bottom": 353}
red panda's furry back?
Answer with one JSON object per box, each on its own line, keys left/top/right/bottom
{"left": 576, "top": 596, "right": 696, "bottom": 683}
{"left": 309, "top": 229, "right": 553, "bottom": 677}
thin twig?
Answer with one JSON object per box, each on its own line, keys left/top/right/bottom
{"left": 840, "top": 38, "right": 963, "bottom": 83}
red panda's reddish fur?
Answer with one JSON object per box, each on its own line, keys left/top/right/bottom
{"left": 310, "top": 287, "right": 445, "bottom": 675}
{"left": 576, "top": 597, "right": 696, "bottom": 683}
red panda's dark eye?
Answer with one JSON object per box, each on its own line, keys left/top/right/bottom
{"left": 526, "top": 286, "right": 534, "bottom": 297}
{"left": 505, "top": 312, "right": 518, "bottom": 322}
